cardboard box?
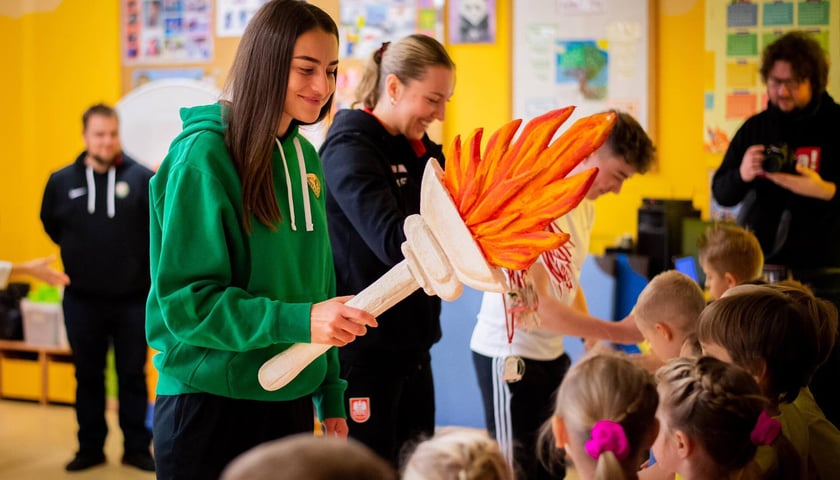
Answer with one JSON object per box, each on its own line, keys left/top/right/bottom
{"left": 21, "top": 300, "right": 68, "bottom": 348}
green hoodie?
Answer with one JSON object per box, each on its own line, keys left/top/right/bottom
{"left": 146, "top": 103, "right": 345, "bottom": 419}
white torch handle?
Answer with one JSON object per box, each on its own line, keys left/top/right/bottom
{"left": 258, "top": 260, "right": 418, "bottom": 391}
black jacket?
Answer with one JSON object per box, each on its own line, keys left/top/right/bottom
{"left": 40, "top": 152, "right": 153, "bottom": 300}
{"left": 712, "top": 92, "right": 840, "bottom": 270}
{"left": 320, "top": 109, "right": 443, "bottom": 365}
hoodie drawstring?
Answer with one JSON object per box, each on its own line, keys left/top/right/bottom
{"left": 293, "top": 138, "right": 314, "bottom": 232}
{"left": 107, "top": 166, "right": 116, "bottom": 218}
{"left": 275, "top": 137, "right": 314, "bottom": 232}
{"left": 85, "top": 165, "right": 116, "bottom": 218}
{"left": 276, "top": 137, "right": 298, "bottom": 231}
{"left": 86, "top": 166, "right": 95, "bottom": 214}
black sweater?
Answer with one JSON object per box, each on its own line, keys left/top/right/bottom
{"left": 712, "top": 92, "right": 840, "bottom": 270}
{"left": 40, "top": 153, "right": 153, "bottom": 300}
{"left": 320, "top": 109, "right": 443, "bottom": 365}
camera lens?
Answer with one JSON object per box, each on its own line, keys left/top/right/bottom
{"left": 762, "top": 153, "right": 783, "bottom": 172}
{"left": 762, "top": 145, "right": 791, "bottom": 173}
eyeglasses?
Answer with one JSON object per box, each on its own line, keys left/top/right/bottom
{"left": 767, "top": 77, "right": 804, "bottom": 90}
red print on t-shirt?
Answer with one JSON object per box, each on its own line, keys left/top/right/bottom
{"left": 794, "top": 146, "right": 821, "bottom": 171}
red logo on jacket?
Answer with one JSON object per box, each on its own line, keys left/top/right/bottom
{"left": 349, "top": 397, "right": 371, "bottom": 423}
{"left": 794, "top": 146, "right": 821, "bottom": 171}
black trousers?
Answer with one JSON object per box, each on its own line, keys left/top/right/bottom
{"left": 153, "top": 393, "right": 314, "bottom": 480}
{"left": 473, "top": 351, "right": 570, "bottom": 480}
{"left": 340, "top": 353, "right": 435, "bottom": 468}
{"left": 62, "top": 292, "right": 150, "bottom": 455}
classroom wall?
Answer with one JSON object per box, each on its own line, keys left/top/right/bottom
{"left": 433, "top": 0, "right": 709, "bottom": 428}
{"left": 591, "top": 0, "right": 708, "bottom": 253}
{"left": 1, "top": 0, "right": 709, "bottom": 266}
{"left": 1, "top": 0, "right": 709, "bottom": 426}
{"left": 442, "top": 0, "right": 511, "bottom": 158}
{"left": 0, "top": 1, "right": 122, "bottom": 264}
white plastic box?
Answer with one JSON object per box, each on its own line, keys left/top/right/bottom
{"left": 21, "top": 299, "right": 68, "bottom": 348}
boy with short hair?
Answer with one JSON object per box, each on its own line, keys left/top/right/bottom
{"left": 632, "top": 270, "right": 706, "bottom": 369}
{"left": 697, "top": 223, "right": 764, "bottom": 299}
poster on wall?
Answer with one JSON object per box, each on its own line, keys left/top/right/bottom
{"left": 216, "top": 0, "right": 270, "bottom": 37}
{"left": 703, "top": 0, "right": 839, "bottom": 221}
{"left": 448, "top": 0, "right": 496, "bottom": 44}
{"left": 704, "top": 0, "right": 839, "bottom": 155}
{"left": 511, "top": 0, "right": 650, "bottom": 134}
{"left": 131, "top": 67, "right": 205, "bottom": 89}
{"left": 123, "top": 0, "right": 213, "bottom": 64}
{"left": 336, "top": 0, "right": 444, "bottom": 108}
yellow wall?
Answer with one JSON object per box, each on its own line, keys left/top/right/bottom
{"left": 591, "top": 0, "right": 708, "bottom": 253}
{"left": 443, "top": 0, "right": 510, "bottom": 155}
{"left": 445, "top": 0, "right": 708, "bottom": 255}
{"left": 0, "top": 0, "right": 709, "bottom": 266}
{"left": 1, "top": 0, "right": 121, "bottom": 266}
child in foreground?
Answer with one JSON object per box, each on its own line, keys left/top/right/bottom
{"left": 402, "top": 427, "right": 513, "bottom": 480}
{"left": 652, "top": 356, "right": 800, "bottom": 479}
{"left": 698, "top": 287, "right": 821, "bottom": 477}
{"left": 541, "top": 353, "right": 659, "bottom": 480}
{"left": 220, "top": 434, "right": 395, "bottom": 480}
{"left": 632, "top": 270, "right": 706, "bottom": 371}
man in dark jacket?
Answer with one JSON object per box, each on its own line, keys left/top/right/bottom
{"left": 712, "top": 31, "right": 840, "bottom": 427}
{"left": 40, "top": 104, "right": 155, "bottom": 472}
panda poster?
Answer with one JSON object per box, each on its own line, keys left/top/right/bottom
{"left": 449, "top": 0, "right": 495, "bottom": 44}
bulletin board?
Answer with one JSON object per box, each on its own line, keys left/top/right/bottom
{"left": 512, "top": 0, "right": 653, "bottom": 132}
{"left": 703, "top": 0, "right": 840, "bottom": 155}
{"left": 120, "top": 0, "right": 339, "bottom": 94}
{"left": 703, "top": 0, "right": 839, "bottom": 221}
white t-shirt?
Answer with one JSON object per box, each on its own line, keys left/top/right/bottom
{"left": 0, "top": 260, "right": 11, "bottom": 290}
{"left": 470, "top": 200, "right": 595, "bottom": 360}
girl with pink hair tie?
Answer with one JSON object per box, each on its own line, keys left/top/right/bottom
{"left": 540, "top": 353, "right": 659, "bottom": 480}
{"left": 645, "top": 356, "right": 800, "bottom": 480}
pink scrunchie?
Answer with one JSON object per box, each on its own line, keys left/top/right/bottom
{"left": 751, "top": 411, "right": 782, "bottom": 446}
{"left": 585, "top": 420, "right": 630, "bottom": 461}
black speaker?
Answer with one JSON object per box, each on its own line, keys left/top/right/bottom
{"left": 636, "top": 199, "right": 700, "bottom": 277}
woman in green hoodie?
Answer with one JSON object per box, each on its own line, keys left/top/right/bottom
{"left": 146, "top": 1, "right": 376, "bottom": 478}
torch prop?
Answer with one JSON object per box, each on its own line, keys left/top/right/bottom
{"left": 258, "top": 108, "right": 616, "bottom": 391}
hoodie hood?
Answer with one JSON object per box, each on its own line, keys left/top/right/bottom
{"left": 71, "top": 151, "right": 134, "bottom": 219}
{"left": 174, "top": 102, "right": 228, "bottom": 143}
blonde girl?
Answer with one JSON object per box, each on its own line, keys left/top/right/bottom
{"left": 402, "top": 428, "right": 513, "bottom": 480}
{"left": 543, "top": 353, "right": 659, "bottom": 480}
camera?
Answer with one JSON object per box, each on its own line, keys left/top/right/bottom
{"left": 762, "top": 144, "right": 797, "bottom": 173}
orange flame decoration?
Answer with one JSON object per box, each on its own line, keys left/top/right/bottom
{"left": 443, "top": 107, "right": 616, "bottom": 271}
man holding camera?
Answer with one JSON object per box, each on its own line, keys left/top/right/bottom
{"left": 712, "top": 31, "right": 840, "bottom": 427}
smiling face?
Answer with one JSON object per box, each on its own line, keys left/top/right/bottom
{"left": 83, "top": 114, "right": 121, "bottom": 167}
{"left": 279, "top": 28, "right": 338, "bottom": 135}
{"left": 583, "top": 148, "right": 637, "bottom": 200}
{"left": 387, "top": 65, "right": 454, "bottom": 140}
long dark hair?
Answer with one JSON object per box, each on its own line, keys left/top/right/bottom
{"left": 223, "top": 0, "right": 338, "bottom": 233}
